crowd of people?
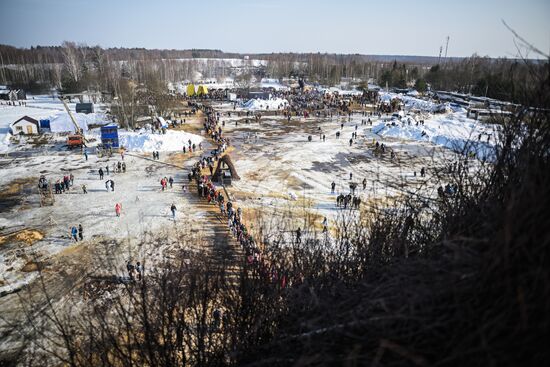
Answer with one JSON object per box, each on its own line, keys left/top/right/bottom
{"left": 188, "top": 104, "right": 307, "bottom": 292}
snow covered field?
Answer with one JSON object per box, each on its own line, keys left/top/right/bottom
{"left": 213, "top": 92, "right": 497, "bottom": 224}
{"left": 0, "top": 95, "right": 107, "bottom": 152}
{"left": 0, "top": 101, "right": 207, "bottom": 296}
{"left": 213, "top": 108, "right": 452, "bottom": 225}
{"left": 0, "top": 91, "right": 498, "bottom": 306}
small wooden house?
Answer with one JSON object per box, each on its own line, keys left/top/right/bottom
{"left": 10, "top": 116, "right": 39, "bottom": 135}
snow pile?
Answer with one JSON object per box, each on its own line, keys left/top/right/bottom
{"left": 242, "top": 98, "right": 288, "bottom": 110}
{"left": 117, "top": 129, "right": 203, "bottom": 152}
{"left": 372, "top": 112, "right": 498, "bottom": 160}
{"left": 402, "top": 96, "right": 438, "bottom": 111}
{"left": 378, "top": 92, "right": 460, "bottom": 114}
{"left": 326, "top": 87, "right": 362, "bottom": 96}
{"left": 379, "top": 93, "right": 395, "bottom": 103}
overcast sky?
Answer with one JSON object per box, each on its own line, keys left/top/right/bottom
{"left": 0, "top": 0, "right": 548, "bottom": 58}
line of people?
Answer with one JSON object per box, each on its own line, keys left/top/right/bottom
{"left": 191, "top": 105, "right": 300, "bottom": 291}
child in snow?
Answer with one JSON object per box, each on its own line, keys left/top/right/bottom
{"left": 115, "top": 203, "right": 122, "bottom": 217}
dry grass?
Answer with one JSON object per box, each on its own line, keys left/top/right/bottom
{"left": 0, "top": 228, "right": 44, "bottom": 246}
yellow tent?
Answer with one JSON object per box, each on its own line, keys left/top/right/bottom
{"left": 186, "top": 84, "right": 195, "bottom": 97}
{"left": 197, "top": 85, "right": 208, "bottom": 96}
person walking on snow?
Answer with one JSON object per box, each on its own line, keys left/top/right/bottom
{"left": 78, "top": 224, "right": 83, "bottom": 241}
{"left": 70, "top": 226, "right": 78, "bottom": 242}
{"left": 110, "top": 180, "right": 115, "bottom": 192}
{"left": 99, "top": 168, "right": 104, "bottom": 180}
{"left": 170, "top": 203, "right": 177, "bottom": 220}
{"left": 169, "top": 177, "right": 174, "bottom": 188}
{"left": 115, "top": 203, "right": 122, "bottom": 217}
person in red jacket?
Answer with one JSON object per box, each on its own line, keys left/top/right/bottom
{"left": 115, "top": 203, "right": 122, "bottom": 217}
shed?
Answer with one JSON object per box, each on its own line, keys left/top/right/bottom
{"left": 100, "top": 124, "right": 119, "bottom": 148}
{"left": 10, "top": 116, "right": 39, "bottom": 135}
{"left": 76, "top": 103, "right": 94, "bottom": 114}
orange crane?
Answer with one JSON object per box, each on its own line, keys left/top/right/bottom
{"left": 59, "top": 97, "right": 86, "bottom": 148}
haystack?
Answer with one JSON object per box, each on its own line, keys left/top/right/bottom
{"left": 213, "top": 154, "right": 240, "bottom": 181}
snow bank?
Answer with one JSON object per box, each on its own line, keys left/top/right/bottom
{"left": 242, "top": 98, "right": 288, "bottom": 110}
{"left": 378, "top": 92, "right": 454, "bottom": 113}
{"left": 372, "top": 112, "right": 498, "bottom": 160}
{"left": 117, "top": 129, "right": 203, "bottom": 152}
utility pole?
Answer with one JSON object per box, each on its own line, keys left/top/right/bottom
{"left": 0, "top": 52, "right": 6, "bottom": 84}
{"left": 443, "top": 36, "right": 450, "bottom": 66}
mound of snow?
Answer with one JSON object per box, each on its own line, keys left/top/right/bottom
{"left": 379, "top": 92, "right": 444, "bottom": 113}
{"left": 117, "top": 129, "right": 203, "bottom": 152}
{"left": 242, "top": 98, "right": 288, "bottom": 110}
{"left": 372, "top": 112, "right": 498, "bottom": 160}
{"left": 379, "top": 93, "right": 395, "bottom": 103}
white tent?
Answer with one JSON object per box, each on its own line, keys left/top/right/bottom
{"left": 49, "top": 112, "right": 90, "bottom": 133}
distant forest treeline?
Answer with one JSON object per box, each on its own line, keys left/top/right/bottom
{"left": 0, "top": 43, "right": 546, "bottom": 105}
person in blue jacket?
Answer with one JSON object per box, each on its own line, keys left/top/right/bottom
{"left": 70, "top": 226, "right": 78, "bottom": 242}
